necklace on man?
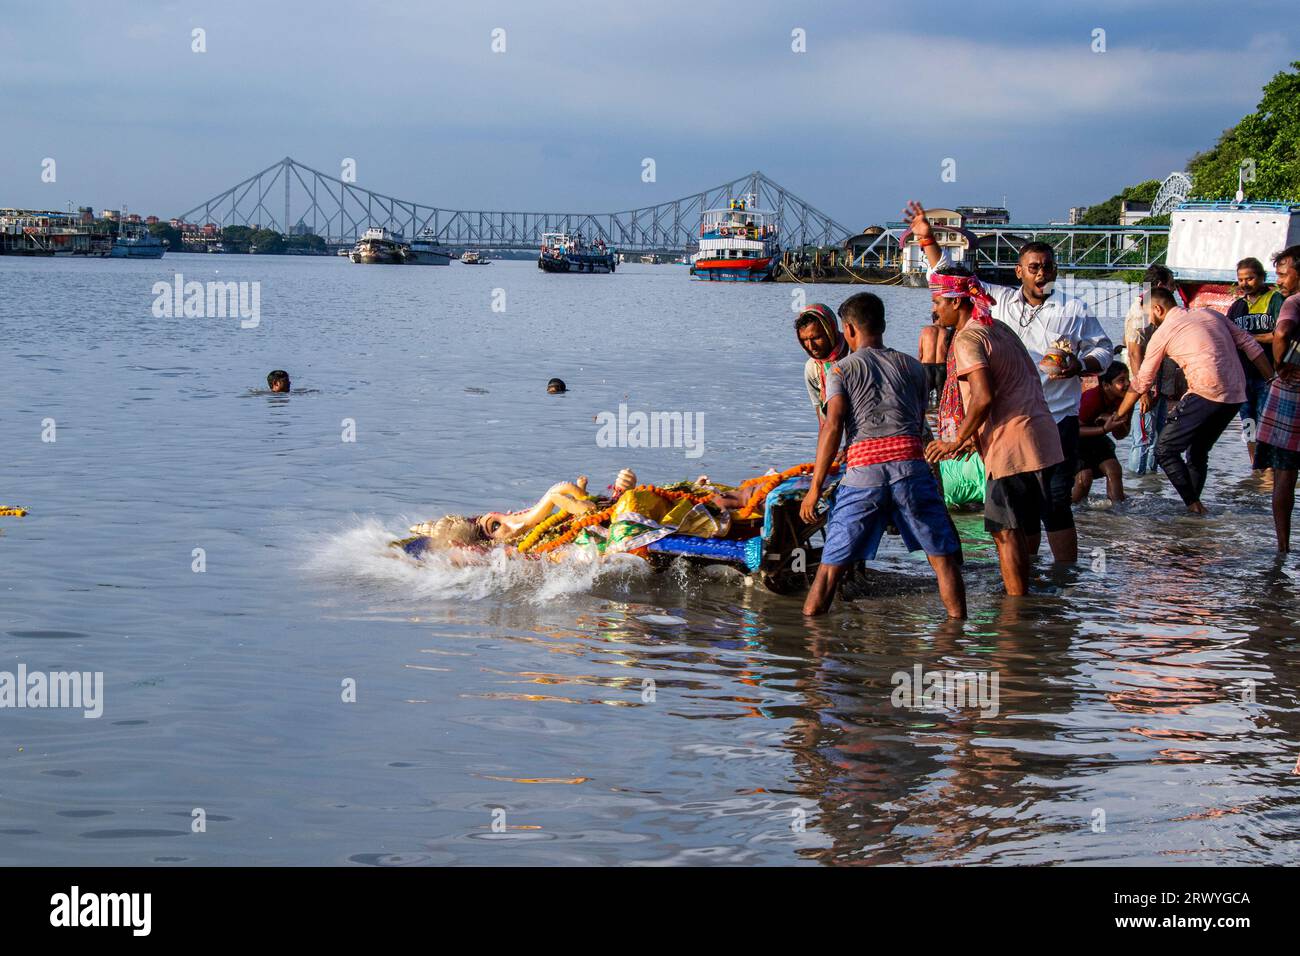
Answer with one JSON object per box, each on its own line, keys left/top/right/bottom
{"left": 1019, "top": 301, "right": 1045, "bottom": 329}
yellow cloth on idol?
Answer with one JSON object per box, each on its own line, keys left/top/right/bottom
{"left": 610, "top": 489, "right": 674, "bottom": 524}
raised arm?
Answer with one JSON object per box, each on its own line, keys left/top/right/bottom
{"left": 902, "top": 200, "right": 943, "bottom": 271}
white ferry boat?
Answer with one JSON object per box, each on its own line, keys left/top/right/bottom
{"left": 689, "top": 196, "right": 778, "bottom": 281}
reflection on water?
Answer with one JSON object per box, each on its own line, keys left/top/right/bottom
{"left": 1, "top": 255, "right": 1298, "bottom": 865}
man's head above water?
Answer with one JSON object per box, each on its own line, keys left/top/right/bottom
{"left": 267, "top": 369, "right": 291, "bottom": 393}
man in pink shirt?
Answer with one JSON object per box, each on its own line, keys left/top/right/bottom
{"left": 1109, "top": 288, "right": 1273, "bottom": 513}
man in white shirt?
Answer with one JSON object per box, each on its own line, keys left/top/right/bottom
{"left": 903, "top": 201, "right": 1113, "bottom": 564}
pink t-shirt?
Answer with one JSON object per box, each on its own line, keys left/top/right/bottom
{"left": 952, "top": 321, "right": 1064, "bottom": 480}
{"left": 1130, "top": 307, "right": 1264, "bottom": 404}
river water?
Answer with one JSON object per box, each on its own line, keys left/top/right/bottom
{"left": 1, "top": 254, "right": 1297, "bottom": 865}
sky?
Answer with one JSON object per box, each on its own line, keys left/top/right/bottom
{"left": 1, "top": 0, "right": 1295, "bottom": 228}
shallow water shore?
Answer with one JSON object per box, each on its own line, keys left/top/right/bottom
{"left": 1, "top": 255, "right": 1297, "bottom": 865}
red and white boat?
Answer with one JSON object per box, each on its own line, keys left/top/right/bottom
{"left": 1169, "top": 199, "right": 1300, "bottom": 308}
{"left": 690, "top": 196, "right": 780, "bottom": 282}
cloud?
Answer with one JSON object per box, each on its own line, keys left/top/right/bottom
{"left": 0, "top": 2, "right": 1294, "bottom": 221}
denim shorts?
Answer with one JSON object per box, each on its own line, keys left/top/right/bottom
{"left": 822, "top": 461, "right": 960, "bottom": 565}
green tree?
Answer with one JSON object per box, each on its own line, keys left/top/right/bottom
{"left": 148, "top": 221, "right": 184, "bottom": 252}
{"left": 1189, "top": 62, "right": 1300, "bottom": 200}
{"left": 221, "top": 225, "right": 254, "bottom": 252}
{"left": 284, "top": 232, "right": 326, "bottom": 254}
{"left": 250, "top": 228, "right": 285, "bottom": 254}
{"left": 1077, "top": 180, "right": 1160, "bottom": 225}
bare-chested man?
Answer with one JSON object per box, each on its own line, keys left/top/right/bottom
{"left": 918, "top": 321, "right": 952, "bottom": 408}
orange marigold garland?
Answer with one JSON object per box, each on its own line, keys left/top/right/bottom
{"left": 520, "top": 473, "right": 833, "bottom": 556}
{"left": 516, "top": 510, "right": 572, "bottom": 554}
{"left": 736, "top": 463, "right": 818, "bottom": 518}
{"left": 529, "top": 485, "right": 713, "bottom": 555}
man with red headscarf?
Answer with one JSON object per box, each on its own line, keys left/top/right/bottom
{"left": 904, "top": 201, "right": 1110, "bottom": 566}
{"left": 923, "top": 265, "right": 1063, "bottom": 595}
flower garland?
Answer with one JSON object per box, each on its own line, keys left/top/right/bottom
{"left": 0, "top": 506, "right": 27, "bottom": 517}
{"left": 529, "top": 506, "right": 618, "bottom": 555}
{"left": 736, "top": 463, "right": 817, "bottom": 518}
{"left": 516, "top": 510, "right": 571, "bottom": 554}
{"left": 528, "top": 485, "right": 714, "bottom": 556}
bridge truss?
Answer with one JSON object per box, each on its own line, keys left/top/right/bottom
{"left": 175, "top": 157, "right": 855, "bottom": 254}
{"left": 964, "top": 223, "right": 1169, "bottom": 271}
{"left": 855, "top": 222, "right": 1171, "bottom": 273}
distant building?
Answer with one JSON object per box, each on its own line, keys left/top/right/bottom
{"left": 1120, "top": 200, "right": 1152, "bottom": 225}
{"left": 842, "top": 226, "right": 896, "bottom": 269}
{"left": 956, "top": 205, "right": 1010, "bottom": 226}
{"left": 1068, "top": 206, "right": 1086, "bottom": 225}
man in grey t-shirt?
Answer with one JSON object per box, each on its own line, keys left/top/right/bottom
{"left": 801, "top": 293, "right": 965, "bottom": 618}
{"left": 825, "top": 343, "right": 930, "bottom": 465}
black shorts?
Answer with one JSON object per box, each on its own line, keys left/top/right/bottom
{"left": 1038, "top": 416, "right": 1078, "bottom": 533}
{"left": 1255, "top": 441, "right": 1300, "bottom": 472}
{"left": 1076, "top": 433, "right": 1117, "bottom": 475}
{"left": 925, "top": 362, "right": 946, "bottom": 398}
{"left": 984, "top": 467, "right": 1054, "bottom": 534}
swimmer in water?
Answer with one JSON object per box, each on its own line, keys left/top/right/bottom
{"left": 547, "top": 378, "right": 566, "bottom": 394}
{"left": 268, "top": 370, "right": 291, "bottom": 393}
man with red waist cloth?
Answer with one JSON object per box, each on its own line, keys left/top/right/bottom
{"left": 801, "top": 293, "right": 966, "bottom": 618}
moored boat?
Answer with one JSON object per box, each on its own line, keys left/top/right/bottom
{"left": 408, "top": 231, "right": 453, "bottom": 265}
{"left": 109, "top": 223, "right": 166, "bottom": 259}
{"left": 538, "top": 232, "right": 616, "bottom": 273}
{"left": 690, "top": 196, "right": 778, "bottom": 281}
{"left": 349, "top": 227, "right": 408, "bottom": 264}
{"left": 460, "top": 250, "right": 490, "bottom": 264}
{"left": 1168, "top": 199, "right": 1300, "bottom": 308}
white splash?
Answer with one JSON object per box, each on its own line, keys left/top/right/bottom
{"left": 301, "top": 518, "right": 650, "bottom": 605}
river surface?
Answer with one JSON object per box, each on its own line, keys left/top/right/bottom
{"left": 1, "top": 254, "right": 1297, "bottom": 865}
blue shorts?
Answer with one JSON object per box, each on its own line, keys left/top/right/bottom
{"left": 821, "top": 461, "right": 960, "bottom": 565}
